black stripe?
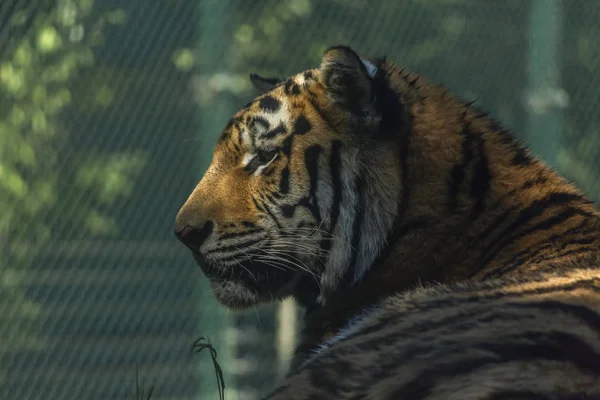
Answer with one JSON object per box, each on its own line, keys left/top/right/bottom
{"left": 218, "top": 125, "right": 233, "bottom": 143}
{"left": 265, "top": 193, "right": 278, "bottom": 203}
{"left": 469, "top": 135, "right": 490, "bottom": 220}
{"left": 346, "top": 279, "right": 600, "bottom": 348}
{"left": 298, "top": 198, "right": 321, "bottom": 222}
{"left": 281, "top": 135, "right": 293, "bottom": 158}
{"left": 355, "top": 308, "right": 509, "bottom": 352}
{"left": 301, "top": 145, "right": 323, "bottom": 222}
{"left": 541, "top": 246, "right": 599, "bottom": 262}
{"left": 511, "top": 145, "right": 533, "bottom": 166}
{"left": 219, "top": 229, "right": 263, "bottom": 240}
{"left": 278, "top": 135, "right": 294, "bottom": 195}
{"left": 249, "top": 116, "right": 270, "bottom": 131}
{"left": 263, "top": 202, "right": 283, "bottom": 230}
{"left": 280, "top": 204, "right": 294, "bottom": 218}
{"left": 472, "top": 192, "right": 585, "bottom": 277}
{"left": 344, "top": 175, "right": 365, "bottom": 283}
{"left": 520, "top": 206, "right": 593, "bottom": 234}
{"left": 533, "top": 236, "right": 597, "bottom": 262}
{"left": 253, "top": 195, "right": 283, "bottom": 230}
{"left": 205, "top": 237, "right": 264, "bottom": 255}
{"left": 284, "top": 79, "right": 301, "bottom": 96}
{"left": 293, "top": 115, "right": 312, "bottom": 135}
{"left": 258, "top": 95, "right": 281, "bottom": 112}
{"left": 279, "top": 167, "right": 290, "bottom": 194}
{"left": 493, "top": 232, "right": 597, "bottom": 278}
{"left": 279, "top": 145, "right": 323, "bottom": 223}
{"left": 486, "top": 390, "right": 572, "bottom": 400}
{"left": 389, "top": 331, "right": 600, "bottom": 399}
{"left": 512, "top": 300, "right": 600, "bottom": 333}
{"left": 372, "top": 68, "right": 407, "bottom": 136}
{"left": 319, "top": 140, "right": 343, "bottom": 256}
{"left": 237, "top": 121, "right": 246, "bottom": 147}
{"left": 448, "top": 121, "right": 475, "bottom": 212}
{"left": 265, "top": 123, "right": 286, "bottom": 139}
{"left": 479, "top": 207, "right": 595, "bottom": 279}
{"left": 469, "top": 176, "right": 549, "bottom": 246}
{"left": 305, "top": 145, "right": 322, "bottom": 199}
{"left": 217, "top": 250, "right": 260, "bottom": 265}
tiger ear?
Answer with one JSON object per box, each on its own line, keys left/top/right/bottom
{"left": 249, "top": 73, "right": 282, "bottom": 94}
{"left": 318, "top": 46, "right": 376, "bottom": 115}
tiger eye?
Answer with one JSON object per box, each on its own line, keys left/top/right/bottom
{"left": 257, "top": 148, "right": 278, "bottom": 163}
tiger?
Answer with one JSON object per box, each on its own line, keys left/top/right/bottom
{"left": 174, "top": 45, "right": 600, "bottom": 397}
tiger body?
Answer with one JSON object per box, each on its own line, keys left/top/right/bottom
{"left": 174, "top": 46, "right": 600, "bottom": 398}
{"left": 267, "top": 267, "right": 600, "bottom": 399}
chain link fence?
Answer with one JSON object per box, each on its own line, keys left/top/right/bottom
{"left": 2, "top": 1, "right": 599, "bottom": 399}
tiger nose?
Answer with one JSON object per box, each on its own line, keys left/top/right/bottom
{"left": 174, "top": 221, "right": 214, "bottom": 251}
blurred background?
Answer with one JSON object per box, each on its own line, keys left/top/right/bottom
{"left": 1, "top": 0, "right": 599, "bottom": 399}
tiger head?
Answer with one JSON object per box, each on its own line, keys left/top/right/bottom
{"left": 174, "top": 46, "right": 408, "bottom": 310}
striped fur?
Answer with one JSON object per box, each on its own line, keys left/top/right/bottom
{"left": 174, "top": 45, "right": 600, "bottom": 395}
{"left": 264, "top": 267, "right": 600, "bottom": 399}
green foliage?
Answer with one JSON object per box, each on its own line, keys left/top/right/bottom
{"left": 0, "top": 0, "right": 145, "bottom": 374}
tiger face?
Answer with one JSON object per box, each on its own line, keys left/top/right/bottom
{"left": 174, "top": 46, "right": 405, "bottom": 310}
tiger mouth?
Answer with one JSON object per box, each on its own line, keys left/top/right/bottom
{"left": 191, "top": 251, "right": 290, "bottom": 288}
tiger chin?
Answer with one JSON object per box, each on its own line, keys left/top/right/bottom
{"left": 175, "top": 45, "right": 600, "bottom": 397}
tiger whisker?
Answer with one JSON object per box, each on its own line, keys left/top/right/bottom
{"left": 229, "top": 246, "right": 260, "bottom": 282}
{"left": 255, "top": 249, "right": 322, "bottom": 288}
{"left": 255, "top": 249, "right": 322, "bottom": 281}
{"left": 264, "top": 243, "right": 328, "bottom": 269}
{"left": 281, "top": 227, "right": 360, "bottom": 254}
{"left": 265, "top": 241, "right": 329, "bottom": 257}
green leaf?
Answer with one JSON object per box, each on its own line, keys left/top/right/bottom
{"left": 0, "top": 165, "right": 27, "bottom": 197}
{"left": 173, "top": 49, "right": 196, "bottom": 72}
{"left": 37, "top": 26, "right": 63, "bottom": 53}
{"left": 105, "top": 9, "right": 127, "bottom": 25}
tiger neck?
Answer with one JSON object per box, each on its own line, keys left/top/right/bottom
{"left": 292, "top": 67, "right": 600, "bottom": 368}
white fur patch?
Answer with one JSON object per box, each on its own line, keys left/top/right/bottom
{"left": 240, "top": 129, "right": 253, "bottom": 149}
{"left": 241, "top": 152, "right": 256, "bottom": 167}
{"left": 361, "top": 58, "right": 378, "bottom": 78}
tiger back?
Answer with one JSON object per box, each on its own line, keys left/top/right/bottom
{"left": 265, "top": 267, "right": 600, "bottom": 399}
